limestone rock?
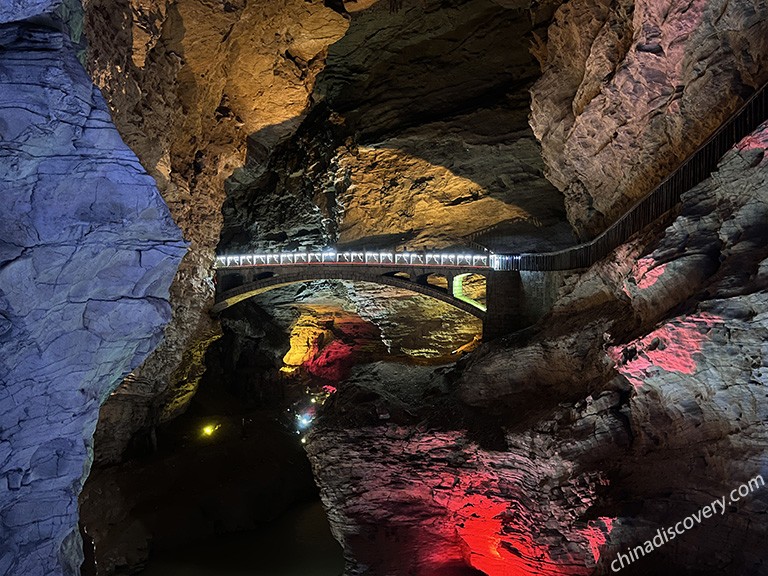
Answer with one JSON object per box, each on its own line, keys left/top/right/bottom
{"left": 302, "top": 117, "right": 767, "bottom": 576}
{"left": 332, "top": 104, "right": 575, "bottom": 252}
{"left": 453, "top": 121, "right": 768, "bottom": 573}
{"left": 531, "top": 0, "right": 768, "bottom": 236}
{"left": 221, "top": 0, "right": 575, "bottom": 256}
{"left": 81, "top": 0, "right": 349, "bottom": 461}
{"left": 0, "top": 16, "right": 185, "bottom": 576}
{"left": 0, "top": 0, "right": 60, "bottom": 23}
{"left": 306, "top": 367, "right": 622, "bottom": 576}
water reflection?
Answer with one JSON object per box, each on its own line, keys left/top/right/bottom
{"left": 135, "top": 500, "right": 343, "bottom": 576}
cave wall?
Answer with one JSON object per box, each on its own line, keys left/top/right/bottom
{"left": 0, "top": 8, "right": 185, "bottom": 576}
{"left": 35, "top": 0, "right": 767, "bottom": 574}
{"left": 81, "top": 0, "right": 349, "bottom": 462}
{"left": 531, "top": 0, "right": 768, "bottom": 236}
{"left": 214, "top": 0, "right": 576, "bottom": 384}
{"left": 222, "top": 0, "right": 576, "bottom": 255}
{"left": 307, "top": 116, "right": 768, "bottom": 576}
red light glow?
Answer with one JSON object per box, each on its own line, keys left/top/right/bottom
{"left": 313, "top": 428, "right": 617, "bottom": 576}
{"left": 302, "top": 318, "right": 382, "bottom": 381}
{"left": 735, "top": 123, "right": 768, "bottom": 153}
{"left": 432, "top": 464, "right": 615, "bottom": 575}
{"left": 633, "top": 257, "right": 667, "bottom": 290}
{"left": 609, "top": 312, "right": 722, "bottom": 387}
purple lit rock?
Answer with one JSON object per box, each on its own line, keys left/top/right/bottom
{"left": 0, "top": 1, "right": 60, "bottom": 24}
{"left": 0, "top": 15, "right": 185, "bottom": 576}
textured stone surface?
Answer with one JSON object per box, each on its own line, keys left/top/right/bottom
{"left": 300, "top": 122, "right": 768, "bottom": 576}
{"left": 453, "top": 122, "right": 768, "bottom": 573}
{"left": 531, "top": 0, "right": 768, "bottom": 236}
{"left": 307, "top": 365, "right": 619, "bottom": 576}
{"left": 318, "top": 0, "right": 540, "bottom": 139}
{"left": 0, "top": 15, "right": 185, "bottom": 576}
{"left": 61, "top": 1, "right": 768, "bottom": 575}
{"left": 252, "top": 279, "right": 483, "bottom": 359}
{"left": 222, "top": 0, "right": 573, "bottom": 255}
{"left": 82, "top": 0, "right": 349, "bottom": 461}
{"left": 215, "top": 0, "right": 573, "bottom": 398}
{"left": 0, "top": 0, "right": 59, "bottom": 23}
{"left": 331, "top": 104, "right": 575, "bottom": 252}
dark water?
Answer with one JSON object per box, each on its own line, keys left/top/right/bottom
{"left": 137, "top": 500, "right": 344, "bottom": 576}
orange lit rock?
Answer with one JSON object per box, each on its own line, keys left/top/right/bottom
{"left": 82, "top": 0, "right": 348, "bottom": 460}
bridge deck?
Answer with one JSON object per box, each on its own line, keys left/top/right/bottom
{"left": 213, "top": 263, "right": 489, "bottom": 318}
{"left": 212, "top": 81, "right": 768, "bottom": 334}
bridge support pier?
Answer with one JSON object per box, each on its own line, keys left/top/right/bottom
{"left": 483, "top": 270, "right": 524, "bottom": 341}
{"left": 445, "top": 273, "right": 456, "bottom": 296}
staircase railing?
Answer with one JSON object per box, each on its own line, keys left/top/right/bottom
{"left": 493, "top": 82, "right": 768, "bottom": 271}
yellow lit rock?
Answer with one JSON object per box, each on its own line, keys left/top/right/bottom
{"left": 335, "top": 145, "right": 547, "bottom": 248}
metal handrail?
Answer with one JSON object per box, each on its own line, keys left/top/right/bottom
{"left": 491, "top": 81, "right": 768, "bottom": 271}
{"left": 215, "top": 251, "right": 491, "bottom": 269}
{"left": 215, "top": 84, "right": 766, "bottom": 275}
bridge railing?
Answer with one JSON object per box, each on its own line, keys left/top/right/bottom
{"left": 215, "top": 83, "right": 766, "bottom": 276}
{"left": 493, "top": 81, "right": 768, "bottom": 271}
{"left": 215, "top": 251, "right": 491, "bottom": 269}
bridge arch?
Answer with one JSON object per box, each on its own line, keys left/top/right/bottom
{"left": 212, "top": 265, "right": 487, "bottom": 320}
{"left": 452, "top": 273, "right": 487, "bottom": 311}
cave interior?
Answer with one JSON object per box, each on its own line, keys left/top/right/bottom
{"left": 1, "top": 0, "right": 768, "bottom": 575}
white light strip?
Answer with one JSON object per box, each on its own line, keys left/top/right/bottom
{"left": 213, "top": 250, "right": 499, "bottom": 269}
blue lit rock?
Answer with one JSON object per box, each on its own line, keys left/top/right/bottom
{"left": 0, "top": 0, "right": 59, "bottom": 23}
{"left": 0, "top": 13, "right": 186, "bottom": 576}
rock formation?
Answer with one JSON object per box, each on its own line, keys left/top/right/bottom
{"left": 3, "top": 0, "right": 768, "bottom": 574}
{"left": 530, "top": 0, "right": 768, "bottom": 237}
{"left": 306, "top": 119, "right": 768, "bottom": 576}
{"left": 223, "top": 0, "right": 574, "bottom": 254}
{"left": 83, "top": 0, "right": 572, "bottom": 464}
{"left": 81, "top": 0, "right": 349, "bottom": 462}
{"left": 0, "top": 9, "right": 185, "bottom": 576}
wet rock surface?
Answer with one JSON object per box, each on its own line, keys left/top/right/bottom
{"left": 0, "top": 13, "right": 185, "bottom": 576}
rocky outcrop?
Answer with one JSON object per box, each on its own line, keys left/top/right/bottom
{"left": 248, "top": 279, "right": 483, "bottom": 359}
{"left": 223, "top": 0, "right": 575, "bottom": 255}
{"left": 81, "top": 0, "right": 349, "bottom": 461}
{"left": 59, "top": 0, "right": 768, "bottom": 574}
{"left": 307, "top": 363, "right": 619, "bottom": 576}
{"left": 215, "top": 0, "right": 574, "bottom": 387}
{"left": 331, "top": 103, "right": 575, "bottom": 252}
{"left": 0, "top": 14, "right": 185, "bottom": 576}
{"left": 0, "top": 0, "right": 58, "bottom": 22}
{"left": 318, "top": 0, "right": 540, "bottom": 139}
{"left": 305, "top": 120, "right": 768, "bottom": 574}
{"left": 531, "top": 0, "right": 768, "bottom": 237}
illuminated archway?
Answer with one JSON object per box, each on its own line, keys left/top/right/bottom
{"left": 213, "top": 268, "right": 487, "bottom": 319}
{"left": 452, "top": 273, "right": 487, "bottom": 312}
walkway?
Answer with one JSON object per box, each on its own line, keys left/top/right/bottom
{"left": 212, "top": 81, "right": 767, "bottom": 337}
{"left": 212, "top": 252, "right": 491, "bottom": 317}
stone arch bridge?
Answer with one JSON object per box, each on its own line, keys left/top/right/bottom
{"left": 213, "top": 79, "right": 768, "bottom": 339}
{"left": 212, "top": 251, "right": 525, "bottom": 339}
